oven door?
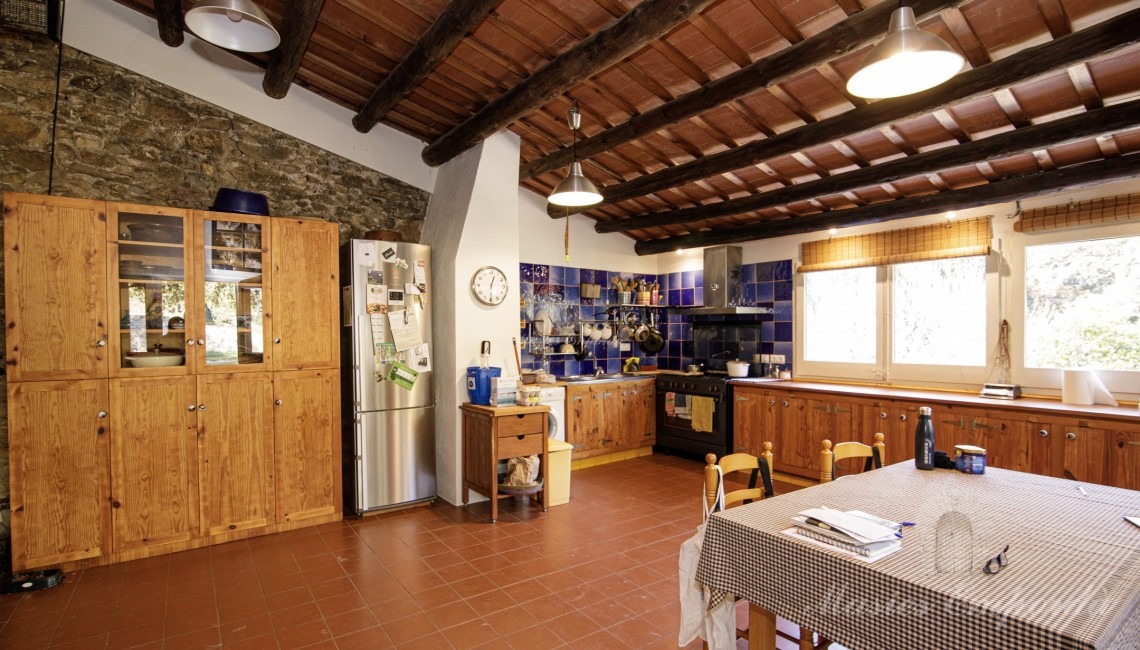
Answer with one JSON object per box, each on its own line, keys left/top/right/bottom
{"left": 656, "top": 389, "right": 729, "bottom": 458}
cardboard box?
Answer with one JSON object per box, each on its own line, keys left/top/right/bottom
{"left": 488, "top": 377, "right": 520, "bottom": 406}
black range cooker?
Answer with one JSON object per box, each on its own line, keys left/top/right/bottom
{"left": 655, "top": 371, "right": 733, "bottom": 459}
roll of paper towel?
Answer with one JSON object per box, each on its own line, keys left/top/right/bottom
{"left": 1061, "top": 369, "right": 1118, "bottom": 406}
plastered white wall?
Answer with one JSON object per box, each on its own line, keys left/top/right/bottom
{"left": 63, "top": 0, "right": 435, "bottom": 192}
{"left": 422, "top": 131, "right": 522, "bottom": 506}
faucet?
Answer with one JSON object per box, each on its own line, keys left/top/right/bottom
{"left": 594, "top": 366, "right": 605, "bottom": 377}
{"left": 153, "top": 342, "right": 163, "bottom": 354}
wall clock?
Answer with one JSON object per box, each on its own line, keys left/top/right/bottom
{"left": 471, "top": 266, "right": 508, "bottom": 306}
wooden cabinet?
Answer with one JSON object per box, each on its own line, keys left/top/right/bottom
{"left": 740, "top": 382, "right": 1140, "bottom": 490}
{"left": 270, "top": 218, "right": 340, "bottom": 370}
{"left": 3, "top": 193, "right": 108, "bottom": 382}
{"left": 109, "top": 377, "right": 199, "bottom": 554}
{"left": 273, "top": 369, "right": 340, "bottom": 523}
{"left": 566, "top": 378, "right": 655, "bottom": 458}
{"left": 461, "top": 404, "right": 550, "bottom": 522}
{"left": 198, "top": 372, "right": 275, "bottom": 538}
{"left": 7, "top": 380, "right": 110, "bottom": 570}
{"left": 4, "top": 191, "right": 341, "bottom": 571}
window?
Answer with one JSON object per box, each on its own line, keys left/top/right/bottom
{"left": 893, "top": 257, "right": 986, "bottom": 367}
{"left": 803, "top": 267, "right": 876, "bottom": 364}
{"left": 1023, "top": 235, "right": 1140, "bottom": 372}
{"left": 796, "top": 256, "right": 994, "bottom": 386}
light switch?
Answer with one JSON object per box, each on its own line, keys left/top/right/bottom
{"left": 771, "top": 354, "right": 785, "bottom": 364}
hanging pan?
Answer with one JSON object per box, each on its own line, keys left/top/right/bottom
{"left": 639, "top": 311, "right": 665, "bottom": 354}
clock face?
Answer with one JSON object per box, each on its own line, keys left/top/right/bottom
{"left": 471, "top": 266, "right": 508, "bottom": 306}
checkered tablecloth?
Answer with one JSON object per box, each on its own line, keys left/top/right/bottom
{"left": 695, "top": 462, "right": 1140, "bottom": 650}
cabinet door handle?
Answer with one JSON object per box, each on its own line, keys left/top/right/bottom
{"left": 899, "top": 414, "right": 908, "bottom": 421}
{"left": 768, "top": 399, "right": 775, "bottom": 406}
{"left": 1066, "top": 432, "right": 1077, "bottom": 441}
{"left": 593, "top": 394, "right": 599, "bottom": 399}
{"left": 631, "top": 390, "right": 637, "bottom": 395}
{"left": 197, "top": 339, "right": 205, "bottom": 346}
{"left": 186, "top": 339, "right": 196, "bottom": 346}
{"left": 835, "top": 406, "right": 850, "bottom": 413}
{"left": 188, "top": 405, "right": 196, "bottom": 411}
{"left": 275, "top": 338, "right": 282, "bottom": 344}
{"left": 96, "top": 340, "right": 106, "bottom": 347}
{"left": 782, "top": 400, "right": 789, "bottom": 407}
{"left": 199, "top": 404, "right": 206, "bottom": 411}
{"left": 1038, "top": 429, "right": 1049, "bottom": 438}
{"left": 879, "top": 412, "right": 888, "bottom": 419}
{"left": 275, "top": 399, "right": 282, "bottom": 406}
{"left": 622, "top": 390, "right": 628, "bottom": 396}
{"left": 97, "top": 410, "right": 107, "bottom": 419}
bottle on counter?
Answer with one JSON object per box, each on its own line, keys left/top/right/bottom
{"left": 915, "top": 406, "right": 935, "bottom": 470}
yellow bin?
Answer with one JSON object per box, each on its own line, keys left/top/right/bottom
{"left": 547, "top": 440, "right": 573, "bottom": 506}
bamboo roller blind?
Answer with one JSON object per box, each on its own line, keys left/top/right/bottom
{"left": 1013, "top": 193, "right": 1140, "bottom": 233}
{"left": 799, "top": 216, "right": 992, "bottom": 273}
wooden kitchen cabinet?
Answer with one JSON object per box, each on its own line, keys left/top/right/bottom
{"left": 731, "top": 386, "right": 764, "bottom": 455}
{"left": 967, "top": 413, "right": 1055, "bottom": 476}
{"left": 461, "top": 403, "right": 550, "bottom": 522}
{"left": 566, "top": 378, "right": 655, "bottom": 458}
{"left": 109, "top": 376, "right": 199, "bottom": 555}
{"left": 3, "top": 193, "right": 108, "bottom": 382}
{"left": 1057, "top": 418, "right": 1140, "bottom": 490}
{"left": 273, "top": 369, "right": 341, "bottom": 523}
{"left": 7, "top": 380, "right": 110, "bottom": 571}
{"left": 198, "top": 372, "right": 276, "bottom": 538}
{"left": 1106, "top": 428, "right": 1140, "bottom": 491}
{"left": 270, "top": 218, "right": 340, "bottom": 370}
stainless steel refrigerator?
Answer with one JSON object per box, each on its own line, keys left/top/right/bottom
{"left": 340, "top": 240, "right": 435, "bottom": 514}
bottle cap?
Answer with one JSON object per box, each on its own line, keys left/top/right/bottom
{"left": 919, "top": 406, "right": 932, "bottom": 416}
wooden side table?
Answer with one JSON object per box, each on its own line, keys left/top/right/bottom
{"left": 460, "top": 403, "right": 550, "bottom": 522}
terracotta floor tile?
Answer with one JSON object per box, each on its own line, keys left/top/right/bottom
{"left": 163, "top": 625, "right": 221, "bottom": 650}
{"left": 410, "top": 584, "right": 462, "bottom": 610}
{"left": 370, "top": 596, "right": 426, "bottom": 624}
{"left": 481, "top": 604, "right": 541, "bottom": 637}
{"left": 573, "top": 629, "right": 631, "bottom": 649}
{"left": 440, "top": 618, "right": 501, "bottom": 650}
{"left": 106, "top": 621, "right": 166, "bottom": 650}
{"left": 219, "top": 611, "right": 275, "bottom": 644}
{"left": 382, "top": 611, "right": 439, "bottom": 645}
{"left": 424, "top": 599, "right": 480, "bottom": 630}
{"left": 504, "top": 622, "right": 564, "bottom": 649}
{"left": 395, "top": 630, "right": 452, "bottom": 649}
{"left": 609, "top": 616, "right": 667, "bottom": 647}
{"left": 324, "top": 606, "right": 380, "bottom": 638}
{"left": 449, "top": 574, "right": 498, "bottom": 599}
{"left": 270, "top": 601, "right": 323, "bottom": 629}
{"left": 275, "top": 618, "right": 333, "bottom": 650}
{"left": 265, "top": 586, "right": 315, "bottom": 611}
{"left": 334, "top": 625, "right": 394, "bottom": 649}
{"left": 316, "top": 590, "right": 367, "bottom": 618}
{"left": 545, "top": 609, "right": 603, "bottom": 643}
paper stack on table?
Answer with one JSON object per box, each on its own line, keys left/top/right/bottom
{"left": 785, "top": 507, "right": 903, "bottom": 561}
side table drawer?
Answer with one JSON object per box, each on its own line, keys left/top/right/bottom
{"left": 498, "top": 413, "right": 544, "bottom": 437}
{"left": 497, "top": 432, "right": 544, "bottom": 459}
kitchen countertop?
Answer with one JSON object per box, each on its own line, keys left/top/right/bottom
{"left": 731, "top": 379, "right": 1140, "bottom": 420}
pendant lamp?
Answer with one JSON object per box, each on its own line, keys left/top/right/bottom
{"left": 548, "top": 101, "right": 602, "bottom": 207}
{"left": 185, "top": 0, "right": 281, "bottom": 53}
{"left": 846, "top": 5, "right": 964, "bottom": 100}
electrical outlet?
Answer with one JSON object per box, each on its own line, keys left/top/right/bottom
{"left": 771, "top": 354, "right": 785, "bottom": 364}
{"left": 620, "top": 342, "right": 631, "bottom": 352}
{"left": 760, "top": 354, "right": 771, "bottom": 363}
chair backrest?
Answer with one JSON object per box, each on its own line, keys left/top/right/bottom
{"left": 820, "top": 433, "right": 885, "bottom": 482}
{"left": 704, "top": 442, "right": 774, "bottom": 514}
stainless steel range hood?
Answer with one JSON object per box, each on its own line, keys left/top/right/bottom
{"left": 684, "top": 245, "right": 773, "bottom": 315}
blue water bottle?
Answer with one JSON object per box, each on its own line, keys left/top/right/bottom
{"left": 915, "top": 406, "right": 935, "bottom": 470}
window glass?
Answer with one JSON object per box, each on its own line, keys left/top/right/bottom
{"left": 803, "top": 267, "right": 876, "bottom": 363}
{"left": 1024, "top": 235, "right": 1140, "bottom": 371}
{"left": 893, "top": 257, "right": 986, "bottom": 366}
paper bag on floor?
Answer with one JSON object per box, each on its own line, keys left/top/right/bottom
{"left": 505, "top": 455, "right": 540, "bottom": 485}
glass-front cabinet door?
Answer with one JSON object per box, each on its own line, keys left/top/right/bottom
{"left": 192, "top": 212, "right": 270, "bottom": 372}
{"left": 108, "top": 203, "right": 193, "bottom": 376}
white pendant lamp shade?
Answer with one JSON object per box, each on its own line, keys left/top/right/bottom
{"left": 846, "top": 6, "right": 965, "bottom": 99}
{"left": 549, "top": 162, "right": 602, "bottom": 206}
{"left": 185, "top": 0, "right": 281, "bottom": 53}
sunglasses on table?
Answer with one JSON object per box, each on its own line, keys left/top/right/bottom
{"left": 982, "top": 544, "right": 1009, "bottom": 575}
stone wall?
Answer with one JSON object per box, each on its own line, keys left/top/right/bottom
{"left": 0, "top": 27, "right": 433, "bottom": 540}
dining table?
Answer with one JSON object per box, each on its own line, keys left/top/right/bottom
{"left": 695, "top": 461, "right": 1140, "bottom": 650}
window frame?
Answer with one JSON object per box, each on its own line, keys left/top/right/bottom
{"left": 1006, "top": 221, "right": 1140, "bottom": 395}
{"left": 794, "top": 253, "right": 1000, "bottom": 390}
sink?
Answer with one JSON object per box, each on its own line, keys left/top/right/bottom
{"left": 558, "top": 373, "right": 638, "bottom": 382}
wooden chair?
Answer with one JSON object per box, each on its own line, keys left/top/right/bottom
{"left": 820, "top": 432, "right": 886, "bottom": 482}
{"left": 704, "top": 442, "right": 774, "bottom": 513}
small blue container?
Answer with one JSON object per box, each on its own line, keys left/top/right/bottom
{"left": 466, "top": 367, "right": 501, "bottom": 405}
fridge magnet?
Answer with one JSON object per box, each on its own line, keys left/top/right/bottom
{"left": 367, "top": 284, "right": 387, "bottom": 313}
{"left": 386, "top": 362, "right": 419, "bottom": 390}
{"left": 395, "top": 257, "right": 409, "bottom": 270}
{"left": 378, "top": 242, "right": 397, "bottom": 261}
{"left": 353, "top": 240, "right": 377, "bottom": 267}
{"left": 414, "top": 260, "right": 427, "bottom": 288}
{"left": 377, "top": 342, "right": 398, "bottom": 364}
{"left": 367, "top": 269, "right": 384, "bottom": 284}
{"left": 409, "top": 343, "right": 432, "bottom": 371}
{"left": 387, "top": 288, "right": 405, "bottom": 307}
{"left": 370, "top": 315, "right": 386, "bottom": 354}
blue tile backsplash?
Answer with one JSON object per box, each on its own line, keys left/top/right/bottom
{"left": 519, "top": 260, "right": 794, "bottom": 376}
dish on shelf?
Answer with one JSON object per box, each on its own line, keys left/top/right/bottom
{"left": 496, "top": 478, "right": 543, "bottom": 496}
{"left": 119, "top": 263, "right": 184, "bottom": 280}
{"left": 126, "top": 223, "right": 183, "bottom": 244}
{"left": 124, "top": 351, "right": 184, "bottom": 367}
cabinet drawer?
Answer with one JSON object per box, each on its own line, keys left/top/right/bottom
{"left": 498, "top": 413, "right": 544, "bottom": 437}
{"left": 497, "top": 433, "right": 544, "bottom": 459}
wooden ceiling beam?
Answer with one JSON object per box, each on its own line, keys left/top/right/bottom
{"left": 634, "top": 153, "right": 1140, "bottom": 254}
{"left": 420, "top": 0, "right": 720, "bottom": 167}
{"left": 352, "top": 0, "right": 500, "bottom": 132}
{"left": 1035, "top": 0, "right": 1072, "bottom": 38}
{"left": 993, "top": 88, "right": 1031, "bottom": 128}
{"left": 596, "top": 100, "right": 1140, "bottom": 233}
{"left": 1067, "top": 63, "right": 1104, "bottom": 110}
{"left": 153, "top": 0, "right": 184, "bottom": 47}
{"left": 521, "top": 0, "right": 968, "bottom": 180}
{"left": 265, "top": 0, "right": 326, "bottom": 100}
{"left": 598, "top": 10, "right": 1140, "bottom": 206}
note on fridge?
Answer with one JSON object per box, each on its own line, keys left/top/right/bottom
{"left": 386, "top": 361, "right": 418, "bottom": 390}
{"left": 388, "top": 308, "right": 423, "bottom": 352}
{"left": 378, "top": 241, "right": 397, "bottom": 262}
{"left": 409, "top": 343, "right": 432, "bottom": 372}
{"left": 353, "top": 240, "right": 376, "bottom": 267}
